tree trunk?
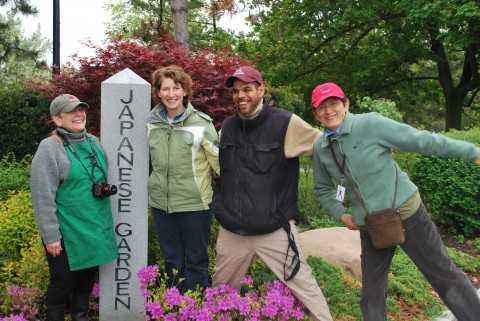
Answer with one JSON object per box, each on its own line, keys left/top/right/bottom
{"left": 444, "top": 95, "right": 464, "bottom": 131}
{"left": 431, "top": 34, "right": 479, "bottom": 131}
{"left": 171, "top": 0, "right": 190, "bottom": 48}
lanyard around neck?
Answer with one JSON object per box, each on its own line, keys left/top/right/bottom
{"left": 327, "top": 136, "right": 399, "bottom": 212}
{"left": 328, "top": 136, "right": 346, "bottom": 185}
{"left": 56, "top": 132, "right": 107, "bottom": 183}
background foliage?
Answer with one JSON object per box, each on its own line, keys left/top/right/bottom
{"left": 0, "top": 85, "right": 51, "bottom": 159}
{"left": 1, "top": 0, "right": 480, "bottom": 320}
{"left": 411, "top": 128, "right": 480, "bottom": 236}
{"left": 242, "top": 0, "right": 480, "bottom": 131}
{"left": 0, "top": 153, "right": 32, "bottom": 201}
{"left": 26, "top": 35, "right": 253, "bottom": 134}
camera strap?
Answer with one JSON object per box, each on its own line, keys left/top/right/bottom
{"left": 54, "top": 132, "right": 107, "bottom": 184}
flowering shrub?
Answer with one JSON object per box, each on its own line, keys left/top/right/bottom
{"left": 0, "top": 315, "right": 31, "bottom": 321}
{"left": 2, "top": 285, "right": 43, "bottom": 321}
{"left": 138, "top": 265, "right": 311, "bottom": 321}
{"left": 90, "top": 283, "right": 100, "bottom": 314}
{"left": 0, "top": 283, "right": 100, "bottom": 321}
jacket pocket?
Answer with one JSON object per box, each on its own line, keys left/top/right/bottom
{"left": 247, "top": 143, "right": 279, "bottom": 173}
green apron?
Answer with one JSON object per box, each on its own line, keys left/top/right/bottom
{"left": 56, "top": 137, "right": 118, "bottom": 271}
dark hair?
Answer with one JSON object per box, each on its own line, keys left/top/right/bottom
{"left": 311, "top": 96, "right": 349, "bottom": 110}
{"left": 151, "top": 65, "right": 193, "bottom": 106}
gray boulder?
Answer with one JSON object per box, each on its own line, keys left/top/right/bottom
{"left": 299, "top": 227, "right": 362, "bottom": 277}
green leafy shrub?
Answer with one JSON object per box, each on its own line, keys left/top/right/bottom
{"left": 298, "top": 157, "right": 341, "bottom": 230}
{"left": 0, "top": 84, "right": 51, "bottom": 159}
{"left": 411, "top": 127, "right": 480, "bottom": 236}
{"left": 268, "top": 85, "right": 311, "bottom": 121}
{"left": 0, "top": 191, "right": 38, "bottom": 262}
{"left": 357, "top": 96, "right": 404, "bottom": 122}
{"left": 0, "top": 153, "right": 32, "bottom": 201}
{"left": 0, "top": 236, "right": 49, "bottom": 319}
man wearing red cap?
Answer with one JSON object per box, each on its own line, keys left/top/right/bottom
{"left": 210, "top": 66, "right": 333, "bottom": 321}
{"left": 311, "top": 82, "right": 480, "bottom": 321}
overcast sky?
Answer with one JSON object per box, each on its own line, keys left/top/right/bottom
{"left": 17, "top": 0, "right": 249, "bottom": 65}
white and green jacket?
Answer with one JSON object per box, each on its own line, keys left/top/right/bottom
{"left": 147, "top": 102, "right": 220, "bottom": 213}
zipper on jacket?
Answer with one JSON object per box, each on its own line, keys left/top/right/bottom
{"left": 166, "top": 125, "right": 172, "bottom": 213}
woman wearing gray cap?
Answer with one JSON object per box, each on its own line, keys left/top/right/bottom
{"left": 30, "top": 94, "right": 118, "bottom": 321}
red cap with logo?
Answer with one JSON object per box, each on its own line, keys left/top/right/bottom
{"left": 226, "top": 66, "right": 264, "bottom": 88}
{"left": 311, "top": 83, "right": 345, "bottom": 108}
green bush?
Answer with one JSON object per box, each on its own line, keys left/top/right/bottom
{"left": 0, "top": 153, "right": 32, "bottom": 201}
{"left": 0, "top": 84, "right": 51, "bottom": 159}
{"left": 0, "top": 190, "right": 39, "bottom": 262}
{"left": 268, "top": 85, "right": 310, "bottom": 120}
{"left": 298, "top": 157, "right": 340, "bottom": 230}
{"left": 357, "top": 96, "right": 404, "bottom": 123}
{"left": 411, "top": 127, "right": 480, "bottom": 236}
{"left": 0, "top": 236, "right": 48, "bottom": 319}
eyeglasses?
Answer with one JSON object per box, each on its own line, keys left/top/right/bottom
{"left": 314, "top": 99, "right": 343, "bottom": 114}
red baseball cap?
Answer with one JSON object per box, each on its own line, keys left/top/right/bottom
{"left": 226, "top": 66, "right": 264, "bottom": 88}
{"left": 311, "top": 83, "right": 346, "bottom": 108}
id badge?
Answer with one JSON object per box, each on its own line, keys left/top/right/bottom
{"left": 336, "top": 185, "right": 345, "bottom": 202}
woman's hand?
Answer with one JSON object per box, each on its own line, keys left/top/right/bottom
{"left": 475, "top": 157, "right": 480, "bottom": 166}
{"left": 46, "top": 240, "right": 63, "bottom": 257}
{"left": 340, "top": 214, "right": 360, "bottom": 230}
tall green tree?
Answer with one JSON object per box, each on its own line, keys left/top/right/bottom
{"left": 245, "top": 0, "right": 480, "bottom": 130}
{"left": 105, "top": 0, "right": 238, "bottom": 49}
{"left": 0, "top": 0, "right": 37, "bottom": 15}
{"left": 0, "top": 12, "right": 50, "bottom": 84}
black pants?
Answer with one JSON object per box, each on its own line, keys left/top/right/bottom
{"left": 360, "top": 202, "right": 480, "bottom": 321}
{"left": 45, "top": 241, "right": 97, "bottom": 306}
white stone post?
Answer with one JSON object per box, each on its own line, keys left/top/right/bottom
{"left": 99, "top": 68, "right": 150, "bottom": 320}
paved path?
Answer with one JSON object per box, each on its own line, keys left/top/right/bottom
{"left": 433, "top": 288, "right": 480, "bottom": 321}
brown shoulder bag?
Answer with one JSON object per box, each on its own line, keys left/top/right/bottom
{"left": 328, "top": 137, "right": 405, "bottom": 249}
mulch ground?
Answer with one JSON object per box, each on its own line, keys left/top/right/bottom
{"left": 437, "top": 225, "right": 480, "bottom": 288}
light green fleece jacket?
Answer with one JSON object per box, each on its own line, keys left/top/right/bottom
{"left": 313, "top": 112, "right": 480, "bottom": 226}
{"left": 146, "top": 102, "right": 220, "bottom": 213}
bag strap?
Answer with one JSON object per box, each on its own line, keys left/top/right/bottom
{"left": 328, "top": 136, "right": 398, "bottom": 213}
{"left": 271, "top": 170, "right": 301, "bottom": 282}
{"left": 51, "top": 134, "right": 63, "bottom": 144}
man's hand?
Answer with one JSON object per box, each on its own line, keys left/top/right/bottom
{"left": 340, "top": 214, "right": 360, "bottom": 230}
{"left": 46, "top": 240, "right": 62, "bottom": 257}
{"left": 475, "top": 157, "right": 480, "bottom": 166}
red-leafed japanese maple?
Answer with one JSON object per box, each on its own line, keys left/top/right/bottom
{"left": 28, "top": 35, "right": 254, "bottom": 135}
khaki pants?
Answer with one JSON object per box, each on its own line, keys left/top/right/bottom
{"left": 212, "top": 221, "right": 333, "bottom": 321}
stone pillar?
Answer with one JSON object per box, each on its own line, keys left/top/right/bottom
{"left": 99, "top": 68, "right": 151, "bottom": 320}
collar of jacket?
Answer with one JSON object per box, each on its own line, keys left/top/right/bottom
{"left": 234, "top": 98, "right": 270, "bottom": 129}
{"left": 319, "top": 111, "right": 354, "bottom": 148}
{"left": 147, "top": 102, "right": 194, "bottom": 125}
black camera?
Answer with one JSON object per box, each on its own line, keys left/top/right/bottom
{"left": 92, "top": 182, "right": 118, "bottom": 197}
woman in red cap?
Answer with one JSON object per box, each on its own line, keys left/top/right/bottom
{"left": 311, "top": 82, "right": 480, "bottom": 321}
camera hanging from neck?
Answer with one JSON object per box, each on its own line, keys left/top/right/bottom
{"left": 55, "top": 131, "right": 107, "bottom": 184}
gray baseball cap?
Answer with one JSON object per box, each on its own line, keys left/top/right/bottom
{"left": 50, "top": 94, "right": 89, "bottom": 117}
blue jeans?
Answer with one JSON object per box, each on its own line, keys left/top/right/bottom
{"left": 151, "top": 208, "right": 213, "bottom": 292}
